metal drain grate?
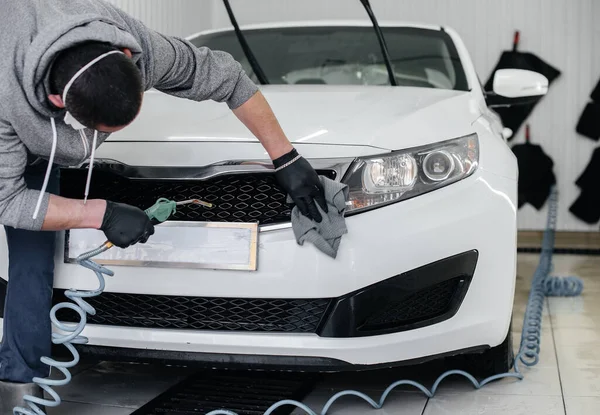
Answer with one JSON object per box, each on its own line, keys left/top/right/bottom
{"left": 131, "top": 370, "right": 320, "bottom": 415}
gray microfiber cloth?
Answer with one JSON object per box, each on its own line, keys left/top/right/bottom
{"left": 288, "top": 177, "right": 349, "bottom": 258}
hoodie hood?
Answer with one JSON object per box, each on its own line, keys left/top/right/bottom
{"left": 14, "top": 3, "right": 148, "bottom": 218}
{"left": 23, "top": 16, "right": 143, "bottom": 118}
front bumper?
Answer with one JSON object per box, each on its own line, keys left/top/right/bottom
{"left": 0, "top": 169, "right": 517, "bottom": 367}
{"left": 46, "top": 250, "right": 476, "bottom": 338}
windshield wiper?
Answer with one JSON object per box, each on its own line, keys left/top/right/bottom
{"left": 222, "top": 0, "right": 269, "bottom": 84}
{"left": 359, "top": 0, "right": 397, "bottom": 86}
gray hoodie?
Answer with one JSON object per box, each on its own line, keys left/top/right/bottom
{"left": 0, "top": 0, "right": 258, "bottom": 230}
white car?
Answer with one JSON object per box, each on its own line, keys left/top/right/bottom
{"left": 1, "top": 20, "right": 548, "bottom": 375}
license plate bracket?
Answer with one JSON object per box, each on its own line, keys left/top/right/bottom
{"left": 64, "top": 221, "right": 259, "bottom": 271}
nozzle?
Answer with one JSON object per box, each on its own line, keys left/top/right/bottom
{"left": 177, "top": 199, "right": 214, "bottom": 208}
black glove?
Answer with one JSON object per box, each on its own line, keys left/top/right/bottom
{"left": 100, "top": 201, "right": 155, "bottom": 249}
{"left": 273, "top": 148, "right": 328, "bottom": 222}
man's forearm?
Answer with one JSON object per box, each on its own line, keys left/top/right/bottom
{"left": 232, "top": 90, "right": 293, "bottom": 160}
{"left": 41, "top": 195, "right": 106, "bottom": 231}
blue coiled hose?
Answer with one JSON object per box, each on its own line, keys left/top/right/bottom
{"left": 544, "top": 275, "right": 584, "bottom": 297}
{"left": 14, "top": 246, "right": 114, "bottom": 415}
{"left": 14, "top": 187, "right": 584, "bottom": 415}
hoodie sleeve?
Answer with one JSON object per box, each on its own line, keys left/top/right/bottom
{"left": 0, "top": 117, "right": 49, "bottom": 231}
{"left": 120, "top": 15, "right": 259, "bottom": 109}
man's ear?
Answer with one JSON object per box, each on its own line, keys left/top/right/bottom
{"left": 48, "top": 94, "right": 65, "bottom": 108}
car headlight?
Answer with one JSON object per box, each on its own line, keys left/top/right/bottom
{"left": 343, "top": 134, "right": 479, "bottom": 213}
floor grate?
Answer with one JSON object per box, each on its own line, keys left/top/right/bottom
{"left": 131, "top": 370, "right": 320, "bottom": 415}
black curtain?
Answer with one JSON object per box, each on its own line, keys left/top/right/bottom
{"left": 576, "top": 77, "right": 600, "bottom": 141}
{"left": 570, "top": 147, "right": 600, "bottom": 224}
{"left": 512, "top": 139, "right": 556, "bottom": 210}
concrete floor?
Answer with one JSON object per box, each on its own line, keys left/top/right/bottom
{"left": 41, "top": 254, "right": 600, "bottom": 415}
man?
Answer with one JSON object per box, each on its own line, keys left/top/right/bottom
{"left": 0, "top": 0, "right": 327, "bottom": 409}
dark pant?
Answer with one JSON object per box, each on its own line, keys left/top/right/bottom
{"left": 0, "top": 162, "right": 59, "bottom": 383}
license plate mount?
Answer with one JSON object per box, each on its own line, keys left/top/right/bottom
{"left": 64, "top": 221, "right": 259, "bottom": 271}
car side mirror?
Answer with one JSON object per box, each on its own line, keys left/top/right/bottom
{"left": 485, "top": 69, "right": 549, "bottom": 108}
{"left": 501, "top": 127, "right": 513, "bottom": 140}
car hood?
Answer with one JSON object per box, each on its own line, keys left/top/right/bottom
{"left": 109, "top": 85, "right": 482, "bottom": 152}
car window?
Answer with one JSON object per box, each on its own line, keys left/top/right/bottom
{"left": 190, "top": 26, "right": 469, "bottom": 91}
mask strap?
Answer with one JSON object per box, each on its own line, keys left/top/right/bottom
{"left": 83, "top": 130, "right": 99, "bottom": 204}
{"left": 62, "top": 50, "right": 124, "bottom": 129}
{"left": 33, "top": 118, "right": 58, "bottom": 220}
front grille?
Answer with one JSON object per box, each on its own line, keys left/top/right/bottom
{"left": 360, "top": 278, "right": 463, "bottom": 331}
{"left": 59, "top": 169, "right": 293, "bottom": 225}
{"left": 52, "top": 291, "right": 332, "bottom": 333}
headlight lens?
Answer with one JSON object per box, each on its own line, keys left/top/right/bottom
{"left": 363, "top": 154, "right": 418, "bottom": 192}
{"left": 343, "top": 134, "right": 479, "bottom": 213}
{"left": 423, "top": 150, "right": 455, "bottom": 182}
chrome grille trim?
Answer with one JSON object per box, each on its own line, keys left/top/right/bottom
{"left": 75, "top": 158, "right": 355, "bottom": 183}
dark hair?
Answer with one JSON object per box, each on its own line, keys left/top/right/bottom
{"left": 49, "top": 42, "right": 143, "bottom": 129}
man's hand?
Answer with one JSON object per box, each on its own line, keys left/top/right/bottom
{"left": 42, "top": 196, "right": 154, "bottom": 248}
{"left": 273, "top": 148, "right": 328, "bottom": 222}
{"left": 100, "top": 202, "right": 155, "bottom": 248}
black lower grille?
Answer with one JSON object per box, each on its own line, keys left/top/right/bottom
{"left": 319, "top": 251, "right": 477, "bottom": 338}
{"left": 52, "top": 291, "right": 331, "bottom": 333}
{"left": 59, "top": 169, "right": 292, "bottom": 225}
{"left": 361, "top": 278, "right": 462, "bottom": 330}
{"left": 41, "top": 252, "right": 478, "bottom": 338}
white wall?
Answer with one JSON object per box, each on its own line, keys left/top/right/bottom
{"left": 109, "top": 0, "right": 600, "bottom": 232}
{"left": 106, "top": 0, "right": 212, "bottom": 37}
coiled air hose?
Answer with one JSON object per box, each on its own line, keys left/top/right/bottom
{"left": 13, "top": 198, "right": 210, "bottom": 415}
{"left": 14, "top": 188, "right": 583, "bottom": 415}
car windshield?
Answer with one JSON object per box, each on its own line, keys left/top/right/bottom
{"left": 190, "top": 26, "right": 469, "bottom": 91}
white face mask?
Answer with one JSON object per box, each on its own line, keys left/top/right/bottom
{"left": 64, "top": 111, "right": 86, "bottom": 131}
{"left": 32, "top": 50, "right": 125, "bottom": 220}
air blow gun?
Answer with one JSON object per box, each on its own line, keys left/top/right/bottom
{"left": 94, "top": 197, "right": 213, "bottom": 253}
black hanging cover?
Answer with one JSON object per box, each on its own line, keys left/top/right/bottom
{"left": 575, "top": 147, "right": 600, "bottom": 189}
{"left": 576, "top": 103, "right": 600, "bottom": 141}
{"left": 511, "top": 133, "right": 556, "bottom": 210}
{"left": 576, "top": 77, "right": 600, "bottom": 141}
{"left": 570, "top": 147, "right": 600, "bottom": 224}
{"left": 569, "top": 191, "right": 600, "bottom": 224}
{"left": 591, "top": 78, "right": 600, "bottom": 102}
